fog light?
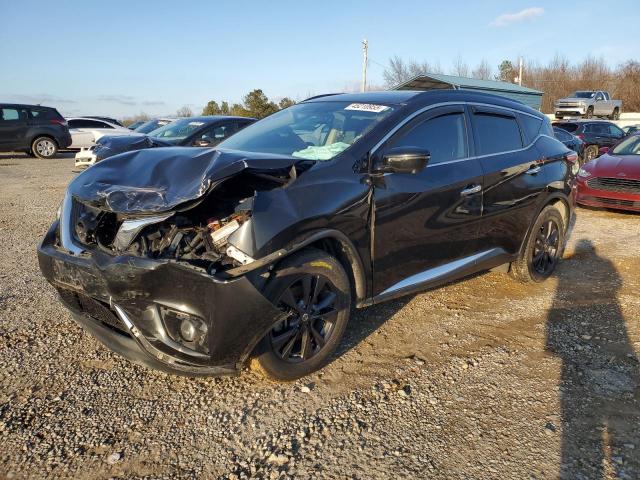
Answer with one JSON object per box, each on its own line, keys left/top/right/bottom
{"left": 180, "top": 318, "right": 198, "bottom": 342}
{"left": 159, "top": 306, "right": 209, "bottom": 354}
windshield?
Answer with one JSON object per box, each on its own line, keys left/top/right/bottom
{"left": 612, "top": 135, "right": 640, "bottom": 156}
{"left": 217, "top": 101, "right": 396, "bottom": 160}
{"left": 148, "top": 118, "right": 205, "bottom": 144}
{"left": 135, "top": 119, "right": 171, "bottom": 134}
{"left": 570, "top": 91, "right": 595, "bottom": 99}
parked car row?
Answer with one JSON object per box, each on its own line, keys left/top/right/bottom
{"left": 74, "top": 116, "right": 255, "bottom": 168}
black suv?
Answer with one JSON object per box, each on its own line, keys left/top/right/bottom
{"left": 38, "top": 90, "right": 577, "bottom": 381}
{"left": 553, "top": 120, "right": 626, "bottom": 162}
{"left": 0, "top": 104, "right": 72, "bottom": 158}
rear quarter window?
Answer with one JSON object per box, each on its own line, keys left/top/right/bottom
{"left": 518, "top": 114, "right": 543, "bottom": 144}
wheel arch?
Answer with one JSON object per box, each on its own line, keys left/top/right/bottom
{"left": 517, "top": 194, "right": 572, "bottom": 257}
{"left": 275, "top": 229, "right": 368, "bottom": 307}
{"left": 30, "top": 133, "right": 59, "bottom": 147}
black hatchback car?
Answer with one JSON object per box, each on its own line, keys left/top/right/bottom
{"left": 0, "top": 103, "right": 72, "bottom": 158}
{"left": 553, "top": 127, "right": 585, "bottom": 163}
{"left": 553, "top": 120, "right": 626, "bottom": 162}
{"left": 38, "top": 90, "right": 577, "bottom": 380}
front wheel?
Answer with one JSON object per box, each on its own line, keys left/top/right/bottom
{"left": 32, "top": 137, "right": 58, "bottom": 159}
{"left": 510, "top": 205, "right": 565, "bottom": 283}
{"left": 251, "top": 248, "right": 351, "bottom": 381}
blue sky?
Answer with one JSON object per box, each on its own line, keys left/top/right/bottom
{"left": 1, "top": 0, "right": 638, "bottom": 117}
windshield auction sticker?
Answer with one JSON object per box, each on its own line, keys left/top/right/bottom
{"left": 344, "top": 103, "right": 390, "bottom": 113}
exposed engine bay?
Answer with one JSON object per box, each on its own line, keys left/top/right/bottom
{"left": 67, "top": 168, "right": 297, "bottom": 274}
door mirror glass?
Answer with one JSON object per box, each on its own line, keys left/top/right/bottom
{"left": 380, "top": 147, "right": 430, "bottom": 174}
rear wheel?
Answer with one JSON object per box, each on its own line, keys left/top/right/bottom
{"left": 252, "top": 249, "right": 351, "bottom": 381}
{"left": 510, "top": 205, "right": 565, "bottom": 283}
{"left": 612, "top": 108, "right": 620, "bottom": 120}
{"left": 584, "top": 145, "right": 599, "bottom": 162}
{"left": 585, "top": 107, "right": 594, "bottom": 119}
{"left": 32, "top": 137, "right": 58, "bottom": 159}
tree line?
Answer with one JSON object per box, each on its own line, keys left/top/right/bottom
{"left": 202, "top": 89, "right": 296, "bottom": 118}
{"left": 382, "top": 55, "right": 640, "bottom": 113}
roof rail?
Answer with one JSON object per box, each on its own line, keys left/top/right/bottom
{"left": 301, "top": 93, "right": 344, "bottom": 102}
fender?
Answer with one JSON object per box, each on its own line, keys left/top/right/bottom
{"left": 517, "top": 191, "right": 573, "bottom": 257}
{"left": 224, "top": 228, "right": 368, "bottom": 306}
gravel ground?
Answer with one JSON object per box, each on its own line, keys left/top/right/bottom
{"left": 1, "top": 154, "right": 639, "bottom": 479}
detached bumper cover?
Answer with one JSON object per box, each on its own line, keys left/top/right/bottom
{"left": 38, "top": 221, "right": 282, "bottom": 376}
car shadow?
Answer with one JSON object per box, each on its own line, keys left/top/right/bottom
{"left": 546, "top": 239, "right": 640, "bottom": 478}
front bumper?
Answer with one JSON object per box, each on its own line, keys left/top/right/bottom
{"left": 576, "top": 179, "right": 640, "bottom": 212}
{"left": 555, "top": 106, "right": 586, "bottom": 117}
{"left": 37, "top": 221, "right": 282, "bottom": 376}
{"left": 74, "top": 148, "right": 98, "bottom": 169}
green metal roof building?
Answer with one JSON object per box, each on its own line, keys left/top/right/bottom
{"left": 394, "top": 73, "right": 544, "bottom": 111}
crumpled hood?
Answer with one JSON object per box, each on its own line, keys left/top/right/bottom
{"left": 69, "top": 147, "right": 305, "bottom": 214}
{"left": 587, "top": 154, "right": 640, "bottom": 179}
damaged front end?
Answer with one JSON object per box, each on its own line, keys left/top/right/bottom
{"left": 39, "top": 147, "right": 311, "bottom": 375}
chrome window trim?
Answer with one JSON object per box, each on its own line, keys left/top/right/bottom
{"left": 371, "top": 101, "right": 549, "bottom": 162}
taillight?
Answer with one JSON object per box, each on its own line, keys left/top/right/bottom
{"left": 565, "top": 152, "right": 579, "bottom": 163}
{"left": 50, "top": 119, "right": 67, "bottom": 126}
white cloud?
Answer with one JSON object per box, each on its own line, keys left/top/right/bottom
{"left": 489, "top": 7, "right": 544, "bottom": 27}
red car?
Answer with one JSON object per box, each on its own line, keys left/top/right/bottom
{"left": 576, "top": 134, "right": 640, "bottom": 212}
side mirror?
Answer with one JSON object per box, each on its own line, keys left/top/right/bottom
{"left": 379, "top": 147, "right": 430, "bottom": 174}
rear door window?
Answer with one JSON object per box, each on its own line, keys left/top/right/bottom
{"left": 1, "top": 108, "right": 21, "bottom": 121}
{"left": 555, "top": 123, "right": 578, "bottom": 133}
{"left": 472, "top": 112, "right": 523, "bottom": 155}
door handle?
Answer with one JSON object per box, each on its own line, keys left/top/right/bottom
{"left": 460, "top": 184, "right": 482, "bottom": 196}
{"left": 525, "top": 165, "right": 541, "bottom": 175}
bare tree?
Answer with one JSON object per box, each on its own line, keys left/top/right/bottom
{"left": 176, "top": 106, "right": 193, "bottom": 117}
{"left": 451, "top": 55, "right": 470, "bottom": 77}
{"left": 383, "top": 55, "right": 433, "bottom": 87}
{"left": 472, "top": 59, "right": 493, "bottom": 80}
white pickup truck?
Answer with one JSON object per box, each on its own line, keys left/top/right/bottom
{"left": 554, "top": 90, "right": 622, "bottom": 120}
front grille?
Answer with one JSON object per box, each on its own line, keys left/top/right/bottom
{"left": 586, "top": 177, "right": 640, "bottom": 194}
{"left": 58, "top": 288, "right": 129, "bottom": 334}
{"left": 581, "top": 195, "right": 640, "bottom": 208}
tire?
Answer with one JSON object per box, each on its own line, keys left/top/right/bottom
{"left": 510, "top": 205, "right": 565, "bottom": 283}
{"left": 32, "top": 137, "right": 58, "bottom": 159}
{"left": 251, "top": 248, "right": 351, "bottom": 381}
{"left": 584, "top": 145, "right": 599, "bottom": 162}
{"left": 585, "top": 107, "right": 594, "bottom": 119}
{"left": 612, "top": 108, "right": 620, "bottom": 120}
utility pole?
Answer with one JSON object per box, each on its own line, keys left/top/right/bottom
{"left": 518, "top": 57, "right": 523, "bottom": 86}
{"left": 361, "top": 39, "right": 368, "bottom": 92}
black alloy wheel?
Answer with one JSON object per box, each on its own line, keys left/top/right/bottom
{"left": 531, "top": 219, "right": 560, "bottom": 276}
{"left": 252, "top": 248, "right": 351, "bottom": 381}
{"left": 270, "top": 274, "right": 338, "bottom": 363}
